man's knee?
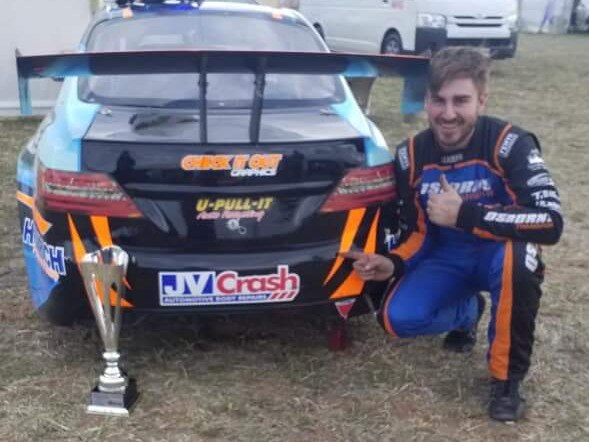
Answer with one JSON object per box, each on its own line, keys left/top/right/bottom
{"left": 381, "top": 302, "right": 432, "bottom": 338}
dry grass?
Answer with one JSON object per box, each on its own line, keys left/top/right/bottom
{"left": 1, "top": 33, "right": 588, "bottom": 441}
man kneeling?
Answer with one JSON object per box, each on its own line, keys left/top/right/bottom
{"left": 347, "top": 47, "right": 563, "bottom": 422}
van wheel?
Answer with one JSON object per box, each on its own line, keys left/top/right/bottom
{"left": 314, "top": 23, "right": 325, "bottom": 40}
{"left": 381, "top": 31, "right": 402, "bottom": 54}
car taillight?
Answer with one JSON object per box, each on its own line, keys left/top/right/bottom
{"left": 320, "top": 164, "right": 396, "bottom": 213}
{"left": 37, "top": 166, "right": 143, "bottom": 218}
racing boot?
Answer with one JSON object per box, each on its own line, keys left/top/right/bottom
{"left": 489, "top": 378, "right": 526, "bottom": 422}
{"left": 443, "top": 293, "right": 486, "bottom": 353}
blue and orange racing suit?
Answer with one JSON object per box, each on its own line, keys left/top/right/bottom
{"left": 381, "top": 116, "right": 564, "bottom": 381}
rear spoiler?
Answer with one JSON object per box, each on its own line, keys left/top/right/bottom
{"left": 16, "top": 49, "right": 428, "bottom": 143}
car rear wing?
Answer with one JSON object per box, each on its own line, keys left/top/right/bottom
{"left": 16, "top": 49, "right": 428, "bottom": 143}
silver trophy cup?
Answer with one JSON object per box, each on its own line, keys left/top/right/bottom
{"left": 80, "top": 246, "right": 138, "bottom": 416}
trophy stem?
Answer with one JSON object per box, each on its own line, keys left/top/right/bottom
{"left": 99, "top": 351, "right": 127, "bottom": 393}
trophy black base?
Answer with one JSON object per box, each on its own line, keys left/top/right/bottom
{"left": 87, "top": 378, "right": 139, "bottom": 416}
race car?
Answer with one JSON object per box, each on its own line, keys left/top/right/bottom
{"left": 16, "top": 0, "right": 428, "bottom": 328}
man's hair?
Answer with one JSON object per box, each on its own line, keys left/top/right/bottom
{"left": 428, "top": 47, "right": 491, "bottom": 95}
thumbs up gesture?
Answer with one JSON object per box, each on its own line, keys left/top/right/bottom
{"left": 426, "top": 174, "right": 463, "bottom": 227}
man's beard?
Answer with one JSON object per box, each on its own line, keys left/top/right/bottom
{"left": 431, "top": 116, "right": 477, "bottom": 151}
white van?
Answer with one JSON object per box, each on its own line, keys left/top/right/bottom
{"left": 415, "top": 0, "right": 519, "bottom": 58}
{"left": 297, "top": 0, "right": 419, "bottom": 55}
{"left": 297, "top": 0, "right": 519, "bottom": 58}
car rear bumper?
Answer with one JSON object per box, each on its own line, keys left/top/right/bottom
{"left": 38, "top": 243, "right": 385, "bottom": 321}
{"left": 415, "top": 28, "right": 518, "bottom": 58}
{"left": 23, "top": 205, "right": 390, "bottom": 322}
{"left": 446, "top": 32, "right": 518, "bottom": 58}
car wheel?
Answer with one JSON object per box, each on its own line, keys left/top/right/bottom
{"left": 494, "top": 36, "right": 518, "bottom": 59}
{"left": 381, "top": 31, "right": 403, "bottom": 54}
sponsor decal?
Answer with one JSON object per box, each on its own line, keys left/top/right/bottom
{"left": 527, "top": 149, "right": 546, "bottom": 171}
{"left": 531, "top": 189, "right": 560, "bottom": 201}
{"left": 535, "top": 200, "right": 562, "bottom": 212}
{"left": 525, "top": 243, "right": 539, "bottom": 272}
{"left": 498, "top": 133, "right": 519, "bottom": 158}
{"left": 195, "top": 197, "right": 273, "bottom": 222}
{"left": 483, "top": 211, "right": 551, "bottom": 225}
{"left": 440, "top": 153, "right": 463, "bottom": 164}
{"left": 159, "top": 265, "right": 300, "bottom": 306}
{"left": 530, "top": 189, "right": 561, "bottom": 212}
{"left": 384, "top": 228, "right": 400, "bottom": 251}
{"left": 527, "top": 173, "right": 554, "bottom": 188}
{"left": 226, "top": 219, "right": 247, "bottom": 235}
{"left": 335, "top": 298, "right": 357, "bottom": 320}
{"left": 181, "top": 154, "right": 283, "bottom": 177}
{"left": 22, "top": 217, "right": 66, "bottom": 280}
{"left": 397, "top": 146, "right": 409, "bottom": 171}
{"left": 421, "top": 178, "right": 493, "bottom": 200}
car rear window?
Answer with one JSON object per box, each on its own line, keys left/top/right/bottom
{"left": 80, "top": 11, "right": 345, "bottom": 109}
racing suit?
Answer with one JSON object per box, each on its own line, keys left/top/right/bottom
{"left": 381, "top": 116, "right": 564, "bottom": 381}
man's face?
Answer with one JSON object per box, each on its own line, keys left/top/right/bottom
{"left": 425, "top": 77, "right": 488, "bottom": 151}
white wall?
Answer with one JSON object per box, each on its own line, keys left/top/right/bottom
{"left": 0, "top": 0, "right": 92, "bottom": 116}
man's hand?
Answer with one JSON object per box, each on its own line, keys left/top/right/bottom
{"left": 342, "top": 251, "right": 395, "bottom": 281}
{"left": 427, "top": 174, "right": 462, "bottom": 227}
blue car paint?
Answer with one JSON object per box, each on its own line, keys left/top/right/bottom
{"left": 16, "top": 155, "right": 35, "bottom": 190}
{"left": 343, "top": 59, "right": 379, "bottom": 79}
{"left": 363, "top": 122, "right": 393, "bottom": 166}
{"left": 38, "top": 77, "right": 100, "bottom": 172}
{"left": 22, "top": 243, "right": 59, "bottom": 309}
{"left": 17, "top": 75, "right": 97, "bottom": 309}
{"left": 330, "top": 83, "right": 392, "bottom": 167}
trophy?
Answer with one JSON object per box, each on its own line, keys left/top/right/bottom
{"left": 80, "top": 246, "right": 138, "bottom": 416}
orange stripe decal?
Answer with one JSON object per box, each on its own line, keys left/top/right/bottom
{"left": 329, "top": 209, "right": 381, "bottom": 299}
{"left": 329, "top": 271, "right": 365, "bottom": 299}
{"left": 323, "top": 208, "right": 366, "bottom": 285}
{"left": 489, "top": 241, "right": 514, "bottom": 380}
{"left": 68, "top": 214, "right": 133, "bottom": 307}
{"left": 32, "top": 205, "right": 52, "bottom": 236}
{"left": 16, "top": 191, "right": 33, "bottom": 208}
{"left": 90, "top": 216, "right": 113, "bottom": 248}
{"left": 364, "top": 208, "right": 380, "bottom": 254}
{"left": 91, "top": 216, "right": 132, "bottom": 290}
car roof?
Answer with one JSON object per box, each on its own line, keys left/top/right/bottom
{"left": 94, "top": 1, "right": 300, "bottom": 22}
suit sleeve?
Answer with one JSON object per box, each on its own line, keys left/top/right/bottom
{"left": 456, "top": 134, "right": 563, "bottom": 245}
{"left": 388, "top": 141, "right": 434, "bottom": 276}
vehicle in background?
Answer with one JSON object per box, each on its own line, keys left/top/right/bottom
{"left": 415, "top": 0, "right": 519, "bottom": 58}
{"left": 298, "top": 0, "right": 518, "bottom": 59}
{"left": 298, "top": 0, "right": 419, "bottom": 55}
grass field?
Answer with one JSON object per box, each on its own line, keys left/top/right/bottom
{"left": 1, "top": 33, "right": 588, "bottom": 441}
